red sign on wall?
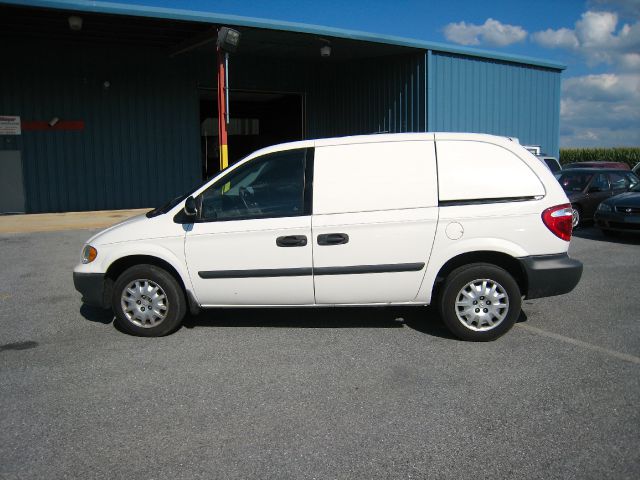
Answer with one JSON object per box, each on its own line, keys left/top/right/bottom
{"left": 21, "top": 120, "right": 85, "bottom": 131}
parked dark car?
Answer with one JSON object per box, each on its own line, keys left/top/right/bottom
{"left": 554, "top": 169, "right": 639, "bottom": 227}
{"left": 538, "top": 155, "right": 562, "bottom": 173}
{"left": 563, "top": 161, "right": 630, "bottom": 170}
{"left": 594, "top": 182, "right": 640, "bottom": 235}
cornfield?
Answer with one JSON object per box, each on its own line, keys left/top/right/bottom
{"left": 559, "top": 148, "right": 640, "bottom": 168}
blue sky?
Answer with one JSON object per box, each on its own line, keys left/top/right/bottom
{"left": 108, "top": 0, "right": 640, "bottom": 147}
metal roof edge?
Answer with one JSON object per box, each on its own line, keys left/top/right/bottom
{"left": 1, "top": 0, "right": 567, "bottom": 70}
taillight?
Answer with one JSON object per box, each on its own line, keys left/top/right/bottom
{"left": 541, "top": 203, "right": 573, "bottom": 241}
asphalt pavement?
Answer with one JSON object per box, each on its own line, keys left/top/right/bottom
{"left": 0, "top": 227, "right": 638, "bottom": 479}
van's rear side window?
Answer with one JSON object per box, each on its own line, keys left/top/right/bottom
{"left": 436, "top": 140, "right": 545, "bottom": 202}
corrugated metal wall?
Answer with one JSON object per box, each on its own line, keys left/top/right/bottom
{"left": 1, "top": 41, "right": 560, "bottom": 213}
{"left": 429, "top": 52, "right": 561, "bottom": 156}
{"left": 0, "top": 43, "right": 202, "bottom": 213}
{"left": 192, "top": 52, "right": 427, "bottom": 138}
{"left": 306, "top": 53, "right": 426, "bottom": 137}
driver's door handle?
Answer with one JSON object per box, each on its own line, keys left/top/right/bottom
{"left": 276, "top": 235, "right": 308, "bottom": 247}
{"left": 317, "top": 233, "right": 349, "bottom": 246}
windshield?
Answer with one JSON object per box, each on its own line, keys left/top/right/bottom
{"left": 632, "top": 182, "right": 640, "bottom": 192}
{"left": 556, "top": 172, "right": 593, "bottom": 192}
{"left": 146, "top": 192, "right": 190, "bottom": 218}
{"left": 145, "top": 153, "right": 256, "bottom": 218}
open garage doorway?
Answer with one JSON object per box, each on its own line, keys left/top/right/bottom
{"left": 199, "top": 90, "right": 304, "bottom": 179}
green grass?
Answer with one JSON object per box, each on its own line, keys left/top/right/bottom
{"left": 559, "top": 148, "right": 640, "bottom": 168}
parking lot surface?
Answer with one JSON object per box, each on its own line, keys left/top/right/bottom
{"left": 1, "top": 227, "right": 638, "bottom": 479}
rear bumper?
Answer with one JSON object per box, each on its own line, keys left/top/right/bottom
{"left": 594, "top": 211, "right": 640, "bottom": 232}
{"left": 519, "top": 253, "right": 583, "bottom": 300}
{"left": 73, "top": 272, "right": 110, "bottom": 309}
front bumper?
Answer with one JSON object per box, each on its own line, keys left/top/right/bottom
{"left": 519, "top": 253, "right": 583, "bottom": 300}
{"left": 594, "top": 210, "right": 640, "bottom": 232}
{"left": 73, "top": 272, "right": 111, "bottom": 309}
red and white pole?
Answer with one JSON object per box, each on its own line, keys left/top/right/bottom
{"left": 216, "top": 45, "right": 229, "bottom": 171}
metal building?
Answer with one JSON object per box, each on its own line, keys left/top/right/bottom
{"left": 0, "top": 0, "right": 564, "bottom": 213}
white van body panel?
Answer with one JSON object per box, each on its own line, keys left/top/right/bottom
{"left": 415, "top": 202, "right": 569, "bottom": 303}
{"left": 79, "top": 236, "right": 194, "bottom": 295}
{"left": 312, "top": 208, "right": 438, "bottom": 303}
{"left": 85, "top": 213, "right": 184, "bottom": 247}
{"left": 312, "top": 139, "right": 438, "bottom": 304}
{"left": 313, "top": 140, "right": 438, "bottom": 214}
{"left": 184, "top": 216, "right": 314, "bottom": 306}
{"left": 74, "top": 132, "right": 578, "bottom": 315}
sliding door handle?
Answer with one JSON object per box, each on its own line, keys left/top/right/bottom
{"left": 276, "top": 235, "right": 308, "bottom": 247}
{"left": 317, "top": 233, "right": 349, "bottom": 246}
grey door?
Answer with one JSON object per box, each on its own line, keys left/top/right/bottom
{"left": 0, "top": 150, "right": 26, "bottom": 213}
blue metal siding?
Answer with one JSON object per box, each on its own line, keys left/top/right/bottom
{"left": 1, "top": 42, "right": 561, "bottom": 213}
{"left": 306, "top": 53, "right": 426, "bottom": 138}
{"left": 430, "top": 52, "right": 561, "bottom": 157}
{"left": 193, "top": 52, "right": 427, "bottom": 138}
{"left": 0, "top": 44, "right": 202, "bottom": 213}
{"left": 1, "top": 46, "right": 426, "bottom": 213}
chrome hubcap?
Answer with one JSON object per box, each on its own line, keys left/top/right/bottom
{"left": 455, "top": 279, "right": 509, "bottom": 331}
{"left": 121, "top": 279, "right": 168, "bottom": 328}
{"left": 572, "top": 209, "right": 579, "bottom": 228}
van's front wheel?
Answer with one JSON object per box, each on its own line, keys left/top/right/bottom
{"left": 112, "top": 264, "right": 186, "bottom": 337}
{"left": 438, "top": 263, "right": 521, "bottom": 341}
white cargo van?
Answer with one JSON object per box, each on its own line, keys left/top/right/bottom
{"left": 74, "top": 133, "right": 582, "bottom": 341}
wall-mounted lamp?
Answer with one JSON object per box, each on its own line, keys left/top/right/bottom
{"left": 103, "top": 80, "right": 111, "bottom": 90}
{"left": 68, "top": 15, "right": 83, "bottom": 31}
{"left": 48, "top": 117, "right": 60, "bottom": 127}
{"left": 320, "top": 44, "right": 332, "bottom": 57}
{"left": 216, "top": 27, "right": 241, "bottom": 53}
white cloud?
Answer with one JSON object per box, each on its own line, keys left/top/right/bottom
{"left": 531, "top": 28, "right": 578, "bottom": 49}
{"left": 532, "top": 10, "right": 640, "bottom": 70}
{"left": 443, "top": 18, "right": 527, "bottom": 47}
{"left": 575, "top": 10, "right": 618, "bottom": 47}
{"left": 560, "top": 73, "right": 640, "bottom": 147}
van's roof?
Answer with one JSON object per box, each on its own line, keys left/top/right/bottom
{"left": 250, "top": 132, "right": 521, "bottom": 158}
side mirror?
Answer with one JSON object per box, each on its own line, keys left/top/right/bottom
{"left": 184, "top": 196, "right": 198, "bottom": 217}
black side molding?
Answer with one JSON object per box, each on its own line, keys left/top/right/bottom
{"left": 314, "top": 263, "right": 424, "bottom": 276}
{"left": 199, "top": 268, "right": 313, "bottom": 279}
{"left": 519, "top": 253, "right": 583, "bottom": 299}
{"left": 440, "top": 196, "right": 539, "bottom": 207}
{"left": 198, "top": 262, "right": 425, "bottom": 279}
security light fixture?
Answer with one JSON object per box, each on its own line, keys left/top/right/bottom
{"left": 320, "top": 44, "right": 332, "bottom": 57}
{"left": 216, "top": 27, "right": 241, "bottom": 53}
{"left": 68, "top": 15, "right": 83, "bottom": 31}
{"left": 48, "top": 117, "right": 59, "bottom": 127}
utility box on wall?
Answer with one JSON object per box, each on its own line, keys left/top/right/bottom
{"left": 0, "top": 150, "right": 26, "bottom": 213}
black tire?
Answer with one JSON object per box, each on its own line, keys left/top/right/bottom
{"left": 438, "top": 263, "right": 522, "bottom": 342}
{"left": 112, "top": 264, "right": 187, "bottom": 337}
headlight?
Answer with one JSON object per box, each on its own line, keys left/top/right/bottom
{"left": 597, "top": 203, "right": 612, "bottom": 212}
{"left": 81, "top": 245, "right": 98, "bottom": 264}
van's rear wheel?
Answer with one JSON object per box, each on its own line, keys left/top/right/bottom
{"left": 439, "top": 263, "right": 521, "bottom": 341}
{"left": 112, "top": 264, "right": 186, "bottom": 337}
